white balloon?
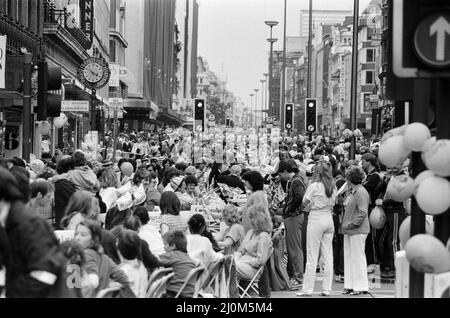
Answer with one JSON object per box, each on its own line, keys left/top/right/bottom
{"left": 422, "top": 139, "right": 450, "bottom": 177}
{"left": 353, "top": 129, "right": 363, "bottom": 138}
{"left": 54, "top": 117, "right": 64, "bottom": 129}
{"left": 38, "top": 121, "right": 51, "bottom": 136}
{"left": 60, "top": 113, "right": 68, "bottom": 124}
{"left": 416, "top": 176, "right": 450, "bottom": 215}
{"left": 386, "top": 175, "right": 415, "bottom": 202}
{"left": 380, "top": 125, "right": 407, "bottom": 144}
{"left": 413, "top": 170, "right": 435, "bottom": 192}
{"left": 421, "top": 137, "right": 437, "bottom": 163}
{"left": 399, "top": 215, "right": 434, "bottom": 249}
{"left": 370, "top": 206, "right": 386, "bottom": 229}
{"left": 378, "top": 135, "right": 410, "bottom": 168}
{"left": 404, "top": 234, "right": 450, "bottom": 274}
{"left": 403, "top": 123, "right": 431, "bottom": 152}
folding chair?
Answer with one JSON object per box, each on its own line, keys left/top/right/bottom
{"left": 194, "top": 259, "right": 224, "bottom": 297}
{"left": 146, "top": 268, "right": 175, "bottom": 298}
{"left": 175, "top": 266, "right": 205, "bottom": 298}
{"left": 237, "top": 248, "right": 273, "bottom": 298}
{"left": 149, "top": 273, "right": 175, "bottom": 298}
{"left": 237, "top": 266, "right": 265, "bottom": 298}
{"left": 196, "top": 255, "right": 234, "bottom": 298}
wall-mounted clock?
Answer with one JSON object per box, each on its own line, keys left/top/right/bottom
{"left": 77, "top": 57, "right": 111, "bottom": 90}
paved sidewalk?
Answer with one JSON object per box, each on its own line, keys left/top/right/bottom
{"left": 268, "top": 272, "right": 395, "bottom": 299}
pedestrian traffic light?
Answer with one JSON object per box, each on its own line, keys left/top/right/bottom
{"left": 37, "top": 62, "right": 62, "bottom": 120}
{"left": 226, "top": 116, "right": 231, "bottom": 127}
{"left": 285, "top": 103, "right": 293, "bottom": 131}
{"left": 393, "top": 0, "right": 450, "bottom": 78}
{"left": 305, "top": 99, "right": 317, "bottom": 133}
{"left": 194, "top": 98, "right": 205, "bottom": 132}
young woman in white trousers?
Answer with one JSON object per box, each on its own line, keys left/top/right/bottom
{"left": 297, "top": 161, "right": 337, "bottom": 297}
{"left": 302, "top": 212, "right": 335, "bottom": 295}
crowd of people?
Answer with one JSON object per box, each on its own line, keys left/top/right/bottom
{"left": 0, "top": 128, "right": 411, "bottom": 298}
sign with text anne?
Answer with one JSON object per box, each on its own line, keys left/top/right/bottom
{"left": 80, "top": 0, "right": 94, "bottom": 47}
{"left": 61, "top": 100, "right": 89, "bottom": 112}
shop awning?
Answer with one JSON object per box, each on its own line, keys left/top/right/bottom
{"left": 124, "top": 99, "right": 159, "bottom": 113}
{"left": 62, "top": 78, "right": 110, "bottom": 107}
{"left": 157, "top": 111, "right": 184, "bottom": 126}
{"left": 0, "top": 90, "right": 22, "bottom": 100}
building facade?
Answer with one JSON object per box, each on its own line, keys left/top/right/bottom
{"left": 299, "top": 9, "right": 353, "bottom": 37}
{"left": 0, "top": 0, "right": 46, "bottom": 158}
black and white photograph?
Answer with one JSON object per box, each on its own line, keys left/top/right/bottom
{"left": 0, "top": 0, "right": 450, "bottom": 306}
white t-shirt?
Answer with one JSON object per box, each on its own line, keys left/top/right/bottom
{"left": 187, "top": 234, "right": 223, "bottom": 267}
{"left": 139, "top": 224, "right": 165, "bottom": 256}
{"left": 120, "top": 259, "right": 148, "bottom": 298}
{"left": 303, "top": 182, "right": 337, "bottom": 213}
{"left": 99, "top": 187, "right": 118, "bottom": 212}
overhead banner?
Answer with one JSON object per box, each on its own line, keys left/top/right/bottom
{"left": 0, "top": 35, "right": 6, "bottom": 89}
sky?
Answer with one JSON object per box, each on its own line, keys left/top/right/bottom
{"left": 198, "top": 0, "right": 372, "bottom": 107}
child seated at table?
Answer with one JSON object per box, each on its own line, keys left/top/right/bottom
{"left": 216, "top": 205, "right": 245, "bottom": 255}
{"left": 187, "top": 214, "right": 223, "bottom": 267}
{"left": 118, "top": 230, "right": 148, "bottom": 298}
{"left": 158, "top": 230, "right": 197, "bottom": 298}
{"left": 160, "top": 192, "right": 188, "bottom": 236}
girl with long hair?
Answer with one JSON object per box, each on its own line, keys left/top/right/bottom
{"left": 297, "top": 161, "right": 337, "bottom": 297}
{"left": 61, "top": 191, "right": 100, "bottom": 231}
{"left": 74, "top": 220, "right": 129, "bottom": 297}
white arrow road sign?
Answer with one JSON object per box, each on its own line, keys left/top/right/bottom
{"left": 430, "top": 16, "right": 450, "bottom": 62}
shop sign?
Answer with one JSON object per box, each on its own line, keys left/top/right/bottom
{"left": 61, "top": 100, "right": 89, "bottom": 112}
{"left": 80, "top": 0, "right": 94, "bottom": 47}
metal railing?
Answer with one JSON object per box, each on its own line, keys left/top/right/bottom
{"left": 44, "top": 1, "right": 91, "bottom": 50}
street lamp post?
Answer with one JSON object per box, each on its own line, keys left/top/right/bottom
{"left": 250, "top": 94, "right": 254, "bottom": 126}
{"left": 281, "top": 0, "right": 287, "bottom": 133}
{"left": 263, "top": 73, "right": 269, "bottom": 118}
{"left": 349, "top": 0, "right": 359, "bottom": 160}
{"left": 265, "top": 20, "right": 278, "bottom": 120}
{"left": 274, "top": 50, "right": 284, "bottom": 123}
{"left": 260, "top": 79, "right": 266, "bottom": 126}
{"left": 254, "top": 89, "right": 259, "bottom": 128}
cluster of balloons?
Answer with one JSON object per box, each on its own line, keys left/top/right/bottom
{"left": 53, "top": 113, "right": 68, "bottom": 130}
{"left": 38, "top": 114, "right": 68, "bottom": 135}
{"left": 378, "top": 122, "right": 450, "bottom": 274}
{"left": 342, "top": 128, "right": 363, "bottom": 139}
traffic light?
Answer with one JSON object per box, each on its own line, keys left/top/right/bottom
{"left": 381, "top": 106, "right": 393, "bottom": 133}
{"left": 226, "top": 116, "right": 231, "bottom": 127}
{"left": 37, "top": 62, "right": 62, "bottom": 120}
{"left": 285, "top": 103, "right": 293, "bottom": 131}
{"left": 392, "top": 0, "right": 450, "bottom": 79}
{"left": 305, "top": 98, "right": 317, "bottom": 133}
{"left": 194, "top": 98, "right": 205, "bottom": 132}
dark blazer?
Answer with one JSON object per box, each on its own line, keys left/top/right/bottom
{"left": 54, "top": 179, "right": 76, "bottom": 230}
{"left": 5, "top": 202, "right": 66, "bottom": 298}
{"left": 282, "top": 173, "right": 307, "bottom": 219}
